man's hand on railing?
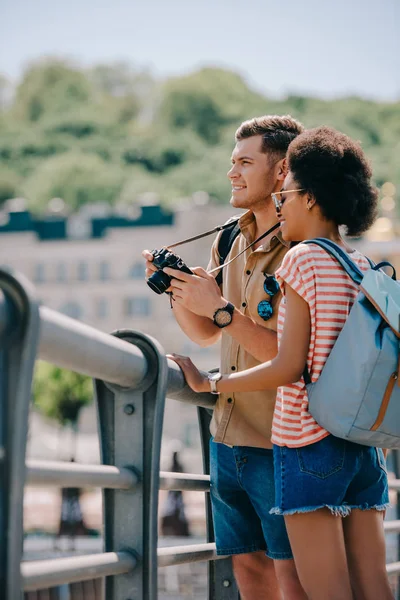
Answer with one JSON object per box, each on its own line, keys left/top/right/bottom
{"left": 167, "top": 353, "right": 210, "bottom": 393}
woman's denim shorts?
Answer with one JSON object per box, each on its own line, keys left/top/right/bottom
{"left": 272, "top": 435, "right": 389, "bottom": 517}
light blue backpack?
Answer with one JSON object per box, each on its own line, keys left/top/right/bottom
{"left": 302, "top": 238, "right": 400, "bottom": 449}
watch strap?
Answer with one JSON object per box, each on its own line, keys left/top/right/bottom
{"left": 212, "top": 301, "right": 235, "bottom": 328}
{"left": 208, "top": 372, "right": 222, "bottom": 394}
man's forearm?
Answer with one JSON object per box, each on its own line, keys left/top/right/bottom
{"left": 224, "top": 307, "right": 278, "bottom": 362}
{"left": 172, "top": 302, "right": 221, "bottom": 347}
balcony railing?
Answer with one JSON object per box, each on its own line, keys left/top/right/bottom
{"left": 0, "top": 266, "right": 399, "bottom": 599}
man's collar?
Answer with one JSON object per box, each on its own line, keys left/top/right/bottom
{"left": 238, "top": 211, "right": 290, "bottom": 251}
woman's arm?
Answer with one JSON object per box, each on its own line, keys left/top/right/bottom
{"left": 169, "top": 284, "right": 311, "bottom": 393}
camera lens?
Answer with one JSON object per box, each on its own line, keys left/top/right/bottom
{"left": 147, "top": 270, "right": 172, "bottom": 294}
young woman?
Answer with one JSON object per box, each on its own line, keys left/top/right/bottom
{"left": 169, "top": 126, "right": 392, "bottom": 600}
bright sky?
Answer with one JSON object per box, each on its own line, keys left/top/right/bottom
{"left": 1, "top": 0, "right": 399, "bottom": 101}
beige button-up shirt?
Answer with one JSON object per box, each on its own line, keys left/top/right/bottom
{"left": 208, "top": 211, "right": 289, "bottom": 449}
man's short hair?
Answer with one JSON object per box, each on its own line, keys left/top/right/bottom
{"left": 235, "top": 115, "right": 304, "bottom": 160}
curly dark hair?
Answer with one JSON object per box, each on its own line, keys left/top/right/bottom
{"left": 235, "top": 115, "right": 304, "bottom": 160}
{"left": 287, "top": 126, "right": 378, "bottom": 236}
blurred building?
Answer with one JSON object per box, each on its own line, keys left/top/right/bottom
{"left": 2, "top": 194, "right": 399, "bottom": 458}
{"left": 0, "top": 196, "right": 236, "bottom": 461}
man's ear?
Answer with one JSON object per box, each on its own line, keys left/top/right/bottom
{"left": 276, "top": 158, "right": 287, "bottom": 181}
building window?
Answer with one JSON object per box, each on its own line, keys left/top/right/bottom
{"left": 77, "top": 261, "right": 88, "bottom": 281}
{"left": 60, "top": 302, "right": 83, "bottom": 320}
{"left": 129, "top": 262, "right": 145, "bottom": 279}
{"left": 34, "top": 263, "right": 46, "bottom": 283}
{"left": 56, "top": 262, "right": 67, "bottom": 283}
{"left": 96, "top": 298, "right": 108, "bottom": 319}
{"left": 124, "top": 297, "right": 151, "bottom": 317}
{"left": 99, "top": 261, "right": 110, "bottom": 281}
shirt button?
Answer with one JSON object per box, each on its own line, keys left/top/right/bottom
{"left": 242, "top": 457, "right": 248, "bottom": 463}
{"left": 246, "top": 270, "right": 251, "bottom": 275}
{"left": 227, "top": 397, "right": 233, "bottom": 403}
{"left": 242, "top": 302, "right": 247, "bottom": 308}
{"left": 231, "top": 366, "right": 236, "bottom": 371}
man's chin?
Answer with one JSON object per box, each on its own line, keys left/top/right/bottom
{"left": 230, "top": 196, "right": 247, "bottom": 208}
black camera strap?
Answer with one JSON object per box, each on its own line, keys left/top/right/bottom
{"left": 166, "top": 219, "right": 242, "bottom": 250}
{"left": 165, "top": 211, "right": 280, "bottom": 277}
{"left": 208, "top": 221, "right": 280, "bottom": 276}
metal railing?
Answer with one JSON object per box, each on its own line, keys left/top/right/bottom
{"left": 0, "top": 266, "right": 399, "bottom": 599}
{"left": 0, "top": 267, "right": 237, "bottom": 599}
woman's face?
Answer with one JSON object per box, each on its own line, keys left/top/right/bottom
{"left": 275, "top": 172, "right": 309, "bottom": 241}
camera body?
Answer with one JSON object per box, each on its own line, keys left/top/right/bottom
{"left": 147, "top": 248, "right": 193, "bottom": 294}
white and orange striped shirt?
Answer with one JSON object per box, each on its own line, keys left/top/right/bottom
{"left": 271, "top": 242, "right": 370, "bottom": 448}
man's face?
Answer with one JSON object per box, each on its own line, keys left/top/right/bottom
{"left": 227, "top": 135, "right": 278, "bottom": 210}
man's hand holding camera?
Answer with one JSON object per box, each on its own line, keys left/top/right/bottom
{"left": 142, "top": 249, "right": 226, "bottom": 319}
{"left": 165, "top": 266, "right": 226, "bottom": 318}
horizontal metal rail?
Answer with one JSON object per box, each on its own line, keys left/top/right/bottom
{"left": 388, "top": 479, "right": 400, "bottom": 490}
{"left": 158, "top": 543, "right": 224, "bottom": 567}
{"left": 0, "top": 293, "right": 216, "bottom": 406}
{"left": 26, "top": 460, "right": 139, "bottom": 489}
{"left": 384, "top": 520, "right": 400, "bottom": 533}
{"left": 386, "top": 562, "right": 400, "bottom": 575}
{"left": 22, "top": 551, "right": 136, "bottom": 591}
{"left": 22, "top": 544, "right": 223, "bottom": 589}
{"left": 39, "top": 305, "right": 148, "bottom": 387}
{"left": 159, "top": 471, "right": 210, "bottom": 492}
{"left": 26, "top": 461, "right": 211, "bottom": 492}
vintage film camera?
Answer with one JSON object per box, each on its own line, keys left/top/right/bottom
{"left": 147, "top": 248, "right": 193, "bottom": 295}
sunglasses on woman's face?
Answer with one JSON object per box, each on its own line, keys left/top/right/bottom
{"left": 272, "top": 189, "right": 305, "bottom": 214}
{"left": 257, "top": 275, "right": 280, "bottom": 321}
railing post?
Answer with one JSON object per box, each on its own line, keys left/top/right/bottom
{"left": 95, "top": 330, "right": 168, "bottom": 600}
{"left": 197, "top": 408, "right": 240, "bottom": 600}
{"left": 0, "top": 269, "right": 40, "bottom": 600}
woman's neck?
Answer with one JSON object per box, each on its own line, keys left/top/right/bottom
{"left": 302, "top": 221, "right": 349, "bottom": 249}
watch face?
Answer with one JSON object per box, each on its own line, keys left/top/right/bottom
{"left": 215, "top": 309, "right": 232, "bottom": 327}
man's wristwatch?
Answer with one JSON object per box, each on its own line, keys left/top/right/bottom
{"left": 208, "top": 371, "right": 223, "bottom": 394}
{"left": 212, "top": 302, "right": 235, "bottom": 328}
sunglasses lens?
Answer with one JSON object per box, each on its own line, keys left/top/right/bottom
{"left": 257, "top": 300, "right": 273, "bottom": 321}
{"left": 264, "top": 276, "right": 280, "bottom": 296}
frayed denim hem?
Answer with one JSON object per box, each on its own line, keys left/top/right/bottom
{"left": 270, "top": 502, "right": 390, "bottom": 517}
{"left": 347, "top": 502, "right": 390, "bottom": 512}
{"left": 271, "top": 504, "right": 351, "bottom": 517}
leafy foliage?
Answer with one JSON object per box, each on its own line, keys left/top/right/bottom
{"left": 0, "top": 58, "right": 399, "bottom": 212}
{"left": 33, "top": 361, "right": 93, "bottom": 426}
{"left": 21, "top": 152, "right": 125, "bottom": 212}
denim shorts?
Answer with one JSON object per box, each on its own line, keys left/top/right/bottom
{"left": 272, "top": 435, "right": 389, "bottom": 516}
{"left": 209, "top": 438, "right": 293, "bottom": 560}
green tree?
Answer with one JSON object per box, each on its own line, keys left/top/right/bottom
{"left": 1, "top": 61, "right": 398, "bottom": 212}
{"left": 13, "top": 59, "right": 92, "bottom": 122}
{"left": 0, "top": 167, "right": 20, "bottom": 204}
{"left": 21, "top": 152, "right": 126, "bottom": 211}
{"left": 33, "top": 362, "right": 93, "bottom": 457}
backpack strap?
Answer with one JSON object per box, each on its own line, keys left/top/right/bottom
{"left": 302, "top": 238, "right": 365, "bottom": 285}
{"left": 301, "top": 238, "right": 395, "bottom": 385}
{"left": 301, "top": 238, "right": 366, "bottom": 385}
{"left": 215, "top": 219, "right": 241, "bottom": 286}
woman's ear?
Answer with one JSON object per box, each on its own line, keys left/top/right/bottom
{"left": 276, "top": 158, "right": 288, "bottom": 181}
{"left": 306, "top": 193, "right": 316, "bottom": 210}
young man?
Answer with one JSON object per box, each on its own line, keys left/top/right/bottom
{"left": 143, "top": 116, "right": 306, "bottom": 600}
